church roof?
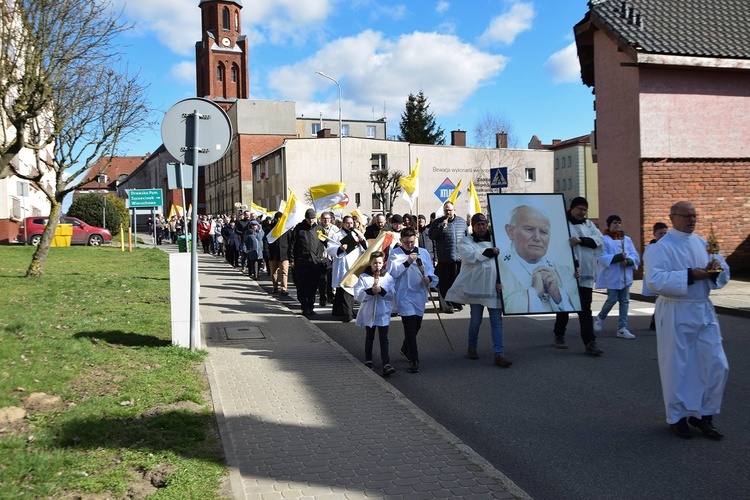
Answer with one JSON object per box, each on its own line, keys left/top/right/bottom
{"left": 198, "top": 0, "right": 243, "bottom": 7}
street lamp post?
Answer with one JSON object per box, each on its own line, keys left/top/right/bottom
{"left": 315, "top": 71, "right": 343, "bottom": 183}
{"left": 97, "top": 174, "right": 107, "bottom": 230}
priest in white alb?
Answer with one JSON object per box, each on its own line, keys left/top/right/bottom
{"left": 644, "top": 201, "right": 729, "bottom": 440}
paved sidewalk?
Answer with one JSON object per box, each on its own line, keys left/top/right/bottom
{"left": 186, "top": 247, "right": 528, "bottom": 500}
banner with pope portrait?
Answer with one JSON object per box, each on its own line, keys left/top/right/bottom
{"left": 487, "top": 193, "right": 582, "bottom": 315}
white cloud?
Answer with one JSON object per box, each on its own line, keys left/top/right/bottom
{"left": 113, "top": 0, "right": 200, "bottom": 56}
{"left": 169, "top": 61, "right": 196, "bottom": 85}
{"left": 268, "top": 30, "right": 507, "bottom": 122}
{"left": 479, "top": 2, "right": 535, "bottom": 45}
{"left": 544, "top": 42, "right": 580, "bottom": 83}
{"left": 436, "top": 1, "right": 450, "bottom": 15}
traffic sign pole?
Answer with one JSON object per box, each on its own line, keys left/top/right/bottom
{"left": 189, "top": 110, "right": 200, "bottom": 352}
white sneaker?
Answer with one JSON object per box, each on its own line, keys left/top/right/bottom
{"left": 593, "top": 316, "right": 604, "bottom": 333}
{"left": 617, "top": 328, "right": 635, "bottom": 339}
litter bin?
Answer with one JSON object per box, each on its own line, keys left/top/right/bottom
{"left": 177, "top": 234, "right": 191, "bottom": 252}
{"left": 51, "top": 224, "right": 73, "bottom": 247}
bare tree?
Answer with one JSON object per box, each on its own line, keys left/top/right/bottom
{"left": 370, "top": 169, "right": 403, "bottom": 213}
{"left": 4, "top": 0, "right": 151, "bottom": 276}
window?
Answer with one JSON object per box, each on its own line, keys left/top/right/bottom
{"left": 366, "top": 126, "right": 376, "bottom": 138}
{"left": 525, "top": 168, "right": 536, "bottom": 182}
{"left": 274, "top": 156, "right": 280, "bottom": 175}
{"left": 371, "top": 194, "right": 382, "bottom": 210}
{"left": 568, "top": 178, "right": 572, "bottom": 189}
{"left": 311, "top": 123, "right": 321, "bottom": 136}
{"left": 231, "top": 67, "right": 237, "bottom": 83}
{"left": 217, "top": 65, "right": 223, "bottom": 82}
{"left": 222, "top": 7, "right": 230, "bottom": 30}
{"left": 11, "top": 196, "right": 21, "bottom": 218}
{"left": 555, "top": 180, "right": 560, "bottom": 191}
{"left": 370, "top": 153, "right": 387, "bottom": 171}
{"left": 555, "top": 159, "right": 559, "bottom": 170}
{"left": 341, "top": 124, "right": 350, "bottom": 137}
{"left": 567, "top": 156, "right": 572, "bottom": 168}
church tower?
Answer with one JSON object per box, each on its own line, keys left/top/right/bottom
{"left": 195, "top": 0, "right": 249, "bottom": 109}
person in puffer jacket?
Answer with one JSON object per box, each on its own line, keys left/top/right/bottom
{"left": 428, "top": 201, "right": 468, "bottom": 313}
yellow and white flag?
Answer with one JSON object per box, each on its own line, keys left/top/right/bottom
{"left": 251, "top": 202, "right": 268, "bottom": 218}
{"left": 267, "top": 190, "right": 305, "bottom": 244}
{"left": 309, "top": 183, "right": 346, "bottom": 213}
{"left": 398, "top": 158, "right": 420, "bottom": 208}
{"left": 435, "top": 179, "right": 463, "bottom": 218}
{"left": 467, "top": 180, "right": 482, "bottom": 219}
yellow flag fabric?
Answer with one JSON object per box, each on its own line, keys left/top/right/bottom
{"left": 169, "top": 205, "right": 183, "bottom": 218}
{"left": 340, "top": 231, "right": 398, "bottom": 288}
{"left": 447, "top": 179, "right": 463, "bottom": 204}
{"left": 267, "top": 190, "right": 304, "bottom": 244}
{"left": 309, "top": 183, "right": 346, "bottom": 213}
{"left": 251, "top": 202, "right": 268, "bottom": 217}
{"left": 399, "top": 158, "right": 420, "bottom": 207}
{"left": 467, "top": 180, "right": 482, "bottom": 218}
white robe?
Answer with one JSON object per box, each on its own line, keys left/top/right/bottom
{"left": 497, "top": 245, "right": 579, "bottom": 313}
{"left": 644, "top": 228, "right": 730, "bottom": 424}
{"left": 326, "top": 228, "right": 366, "bottom": 290}
{"left": 353, "top": 271, "right": 395, "bottom": 327}
{"left": 595, "top": 234, "right": 640, "bottom": 290}
{"left": 446, "top": 237, "right": 502, "bottom": 310}
{"left": 386, "top": 246, "right": 438, "bottom": 316}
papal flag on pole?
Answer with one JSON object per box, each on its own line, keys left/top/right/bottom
{"left": 251, "top": 202, "right": 268, "bottom": 218}
{"left": 467, "top": 180, "right": 482, "bottom": 218}
{"left": 435, "top": 179, "right": 463, "bottom": 218}
{"left": 340, "top": 231, "right": 399, "bottom": 288}
{"left": 309, "top": 183, "right": 346, "bottom": 213}
{"left": 267, "top": 189, "right": 305, "bottom": 243}
{"left": 398, "top": 158, "right": 420, "bottom": 208}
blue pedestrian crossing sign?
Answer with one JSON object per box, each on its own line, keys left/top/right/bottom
{"left": 490, "top": 167, "right": 508, "bottom": 189}
{"left": 434, "top": 178, "right": 456, "bottom": 202}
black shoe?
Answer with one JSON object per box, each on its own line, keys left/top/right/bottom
{"left": 585, "top": 341, "right": 603, "bottom": 356}
{"left": 280, "top": 290, "right": 289, "bottom": 296}
{"left": 383, "top": 364, "right": 396, "bottom": 376}
{"left": 554, "top": 336, "right": 568, "bottom": 349}
{"left": 342, "top": 316, "right": 353, "bottom": 323}
{"left": 319, "top": 299, "right": 327, "bottom": 307}
{"left": 399, "top": 345, "right": 411, "bottom": 361}
{"left": 688, "top": 416, "right": 723, "bottom": 440}
{"left": 671, "top": 417, "right": 693, "bottom": 439}
{"left": 453, "top": 303, "right": 463, "bottom": 311}
{"left": 494, "top": 355, "right": 513, "bottom": 368}
{"left": 467, "top": 347, "right": 479, "bottom": 360}
{"left": 364, "top": 360, "right": 373, "bottom": 370}
{"left": 407, "top": 360, "right": 419, "bottom": 373}
{"left": 649, "top": 318, "right": 656, "bottom": 330}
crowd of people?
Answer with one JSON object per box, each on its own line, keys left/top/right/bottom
{"left": 179, "top": 197, "right": 729, "bottom": 440}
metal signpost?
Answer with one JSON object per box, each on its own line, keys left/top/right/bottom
{"left": 126, "top": 189, "right": 164, "bottom": 248}
{"left": 162, "top": 98, "right": 232, "bottom": 351}
{"left": 490, "top": 167, "right": 509, "bottom": 191}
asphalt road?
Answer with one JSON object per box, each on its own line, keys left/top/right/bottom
{"left": 288, "top": 288, "right": 750, "bottom": 499}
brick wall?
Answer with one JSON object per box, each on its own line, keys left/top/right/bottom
{"left": 642, "top": 159, "right": 750, "bottom": 276}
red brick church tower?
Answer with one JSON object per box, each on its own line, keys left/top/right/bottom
{"left": 195, "top": 0, "right": 249, "bottom": 109}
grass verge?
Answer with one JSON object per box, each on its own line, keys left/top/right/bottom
{"left": 0, "top": 246, "right": 228, "bottom": 498}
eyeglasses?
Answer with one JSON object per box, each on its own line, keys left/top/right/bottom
{"left": 671, "top": 213, "right": 698, "bottom": 219}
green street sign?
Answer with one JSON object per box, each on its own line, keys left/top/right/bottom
{"left": 127, "top": 189, "right": 163, "bottom": 208}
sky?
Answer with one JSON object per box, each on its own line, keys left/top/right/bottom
{"left": 110, "top": 0, "right": 596, "bottom": 156}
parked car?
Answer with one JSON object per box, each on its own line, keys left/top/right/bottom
{"left": 18, "top": 216, "right": 112, "bottom": 246}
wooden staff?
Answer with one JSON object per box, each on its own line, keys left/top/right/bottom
{"left": 372, "top": 268, "right": 380, "bottom": 325}
{"left": 416, "top": 256, "right": 454, "bottom": 351}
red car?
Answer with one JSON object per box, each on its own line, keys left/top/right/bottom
{"left": 18, "top": 216, "right": 112, "bottom": 246}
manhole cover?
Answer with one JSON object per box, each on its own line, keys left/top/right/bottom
{"left": 224, "top": 326, "right": 265, "bottom": 340}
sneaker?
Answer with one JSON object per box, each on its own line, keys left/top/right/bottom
{"left": 554, "top": 336, "right": 568, "bottom": 349}
{"left": 617, "top": 328, "right": 635, "bottom": 339}
{"left": 585, "top": 341, "right": 604, "bottom": 356}
{"left": 407, "top": 360, "right": 419, "bottom": 373}
{"left": 467, "top": 346, "right": 479, "bottom": 360}
{"left": 382, "top": 364, "right": 396, "bottom": 376}
{"left": 364, "top": 360, "right": 373, "bottom": 370}
{"left": 593, "top": 316, "right": 604, "bottom": 333}
{"left": 494, "top": 355, "right": 513, "bottom": 368}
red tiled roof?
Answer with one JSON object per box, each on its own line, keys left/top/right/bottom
{"left": 78, "top": 156, "right": 147, "bottom": 189}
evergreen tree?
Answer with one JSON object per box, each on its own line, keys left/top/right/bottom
{"left": 397, "top": 91, "right": 446, "bottom": 145}
{"left": 68, "top": 193, "right": 122, "bottom": 236}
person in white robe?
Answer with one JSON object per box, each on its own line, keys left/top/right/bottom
{"left": 353, "top": 251, "right": 396, "bottom": 376}
{"left": 446, "top": 213, "right": 512, "bottom": 367}
{"left": 498, "top": 205, "right": 579, "bottom": 314}
{"left": 644, "top": 201, "right": 729, "bottom": 440}
{"left": 326, "top": 215, "right": 367, "bottom": 322}
{"left": 387, "top": 227, "right": 438, "bottom": 374}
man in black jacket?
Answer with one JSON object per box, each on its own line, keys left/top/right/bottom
{"left": 291, "top": 209, "right": 327, "bottom": 317}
